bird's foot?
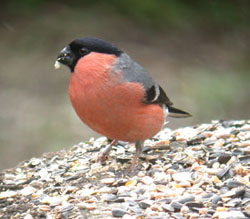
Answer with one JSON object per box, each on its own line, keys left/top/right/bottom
{"left": 124, "top": 163, "right": 136, "bottom": 175}
{"left": 121, "top": 141, "right": 144, "bottom": 176}
{"left": 97, "top": 151, "right": 108, "bottom": 163}
{"left": 96, "top": 139, "right": 118, "bottom": 163}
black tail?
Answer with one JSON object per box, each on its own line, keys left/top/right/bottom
{"left": 168, "top": 106, "right": 192, "bottom": 118}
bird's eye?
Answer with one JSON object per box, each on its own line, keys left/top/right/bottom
{"left": 79, "top": 48, "right": 89, "bottom": 56}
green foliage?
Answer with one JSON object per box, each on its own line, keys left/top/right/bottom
{"left": 2, "top": 0, "right": 249, "bottom": 31}
{"left": 111, "top": 0, "right": 249, "bottom": 30}
{"left": 4, "top": 0, "right": 45, "bottom": 12}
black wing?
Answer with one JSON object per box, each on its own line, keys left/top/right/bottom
{"left": 115, "top": 53, "right": 191, "bottom": 117}
{"left": 115, "top": 53, "right": 172, "bottom": 105}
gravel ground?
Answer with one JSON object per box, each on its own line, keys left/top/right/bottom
{"left": 0, "top": 120, "right": 249, "bottom": 219}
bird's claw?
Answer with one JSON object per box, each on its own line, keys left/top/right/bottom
{"left": 96, "top": 152, "right": 108, "bottom": 163}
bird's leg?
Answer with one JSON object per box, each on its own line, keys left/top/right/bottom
{"left": 126, "top": 141, "right": 144, "bottom": 174}
{"left": 97, "top": 139, "right": 118, "bottom": 163}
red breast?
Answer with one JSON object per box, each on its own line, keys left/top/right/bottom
{"left": 68, "top": 52, "right": 165, "bottom": 142}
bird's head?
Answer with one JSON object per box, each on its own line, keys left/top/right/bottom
{"left": 55, "top": 37, "right": 122, "bottom": 72}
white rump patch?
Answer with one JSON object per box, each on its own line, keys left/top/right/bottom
{"left": 162, "top": 104, "right": 169, "bottom": 120}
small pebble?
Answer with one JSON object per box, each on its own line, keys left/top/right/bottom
{"left": 24, "top": 214, "right": 34, "bottom": 219}
{"left": 212, "top": 195, "right": 222, "bottom": 205}
{"left": 112, "top": 208, "right": 129, "bottom": 217}
{"left": 172, "top": 213, "right": 184, "bottom": 219}
{"left": 213, "top": 210, "right": 247, "bottom": 219}
{"left": 121, "top": 215, "right": 134, "bottom": 219}
{"left": 39, "top": 205, "right": 50, "bottom": 212}
{"left": 171, "top": 201, "right": 183, "bottom": 210}
{"left": 0, "top": 191, "right": 17, "bottom": 199}
{"left": 77, "top": 202, "right": 96, "bottom": 210}
{"left": 98, "top": 186, "right": 113, "bottom": 193}
{"left": 162, "top": 204, "right": 175, "bottom": 212}
{"left": 218, "top": 153, "right": 231, "bottom": 164}
{"left": 178, "top": 196, "right": 195, "bottom": 204}
{"left": 172, "top": 172, "right": 192, "bottom": 182}
{"left": 0, "top": 120, "right": 249, "bottom": 219}
{"left": 19, "top": 186, "right": 37, "bottom": 196}
{"left": 28, "top": 158, "right": 41, "bottom": 167}
{"left": 138, "top": 200, "right": 153, "bottom": 209}
{"left": 101, "top": 178, "right": 115, "bottom": 185}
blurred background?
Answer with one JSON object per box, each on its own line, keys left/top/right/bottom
{"left": 0, "top": 0, "right": 249, "bottom": 171}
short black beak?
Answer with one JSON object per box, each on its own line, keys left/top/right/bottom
{"left": 56, "top": 45, "right": 73, "bottom": 67}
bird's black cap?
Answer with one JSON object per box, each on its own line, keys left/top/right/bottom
{"left": 56, "top": 37, "right": 122, "bottom": 71}
{"left": 70, "top": 37, "right": 122, "bottom": 57}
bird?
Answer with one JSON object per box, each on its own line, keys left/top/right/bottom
{"left": 55, "top": 37, "right": 191, "bottom": 173}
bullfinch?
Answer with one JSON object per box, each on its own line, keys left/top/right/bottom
{"left": 55, "top": 37, "right": 191, "bottom": 173}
